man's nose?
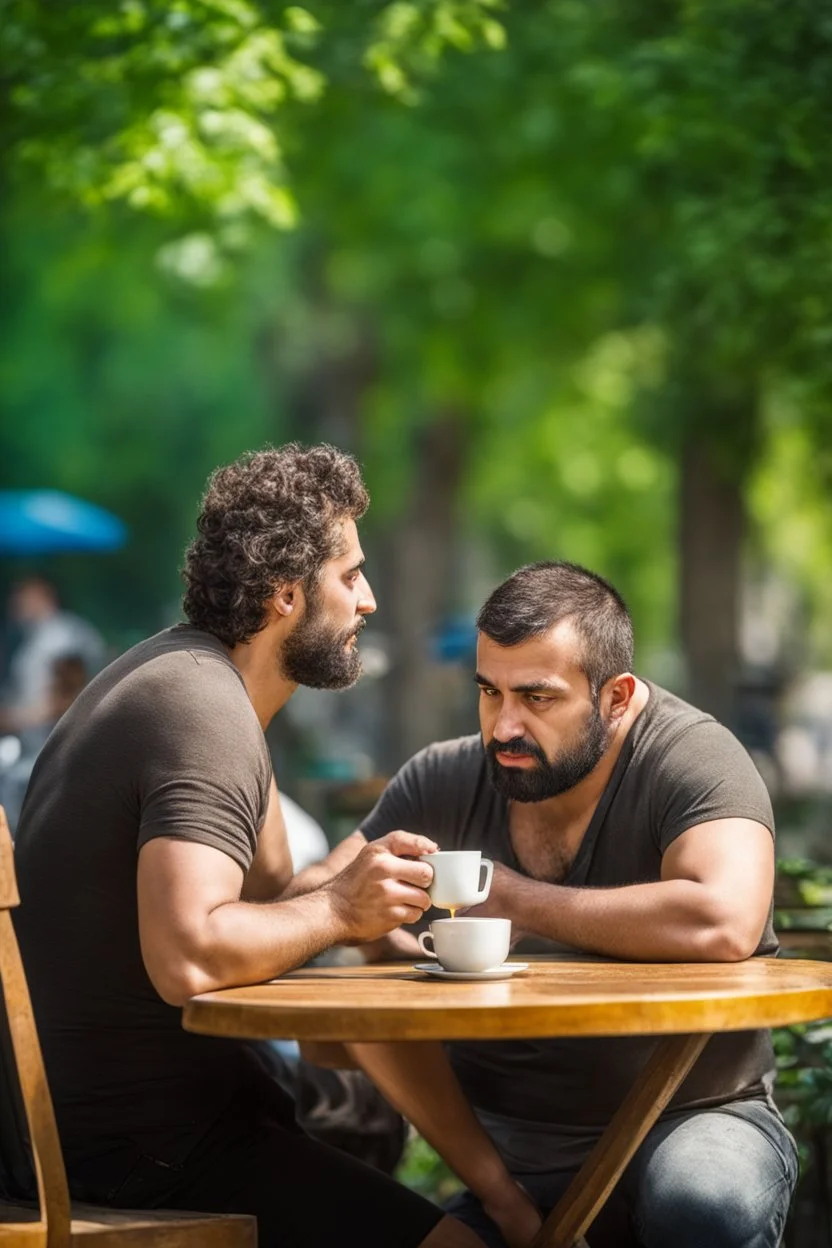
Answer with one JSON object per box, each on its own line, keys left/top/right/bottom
{"left": 491, "top": 702, "right": 526, "bottom": 743}
{"left": 357, "top": 576, "right": 377, "bottom": 615}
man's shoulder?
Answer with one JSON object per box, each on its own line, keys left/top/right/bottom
{"left": 633, "top": 680, "right": 766, "bottom": 797}
{"left": 407, "top": 734, "right": 485, "bottom": 780}
{"left": 77, "top": 626, "right": 251, "bottom": 732}
{"left": 635, "top": 681, "right": 729, "bottom": 756}
{"left": 108, "top": 626, "right": 240, "bottom": 689}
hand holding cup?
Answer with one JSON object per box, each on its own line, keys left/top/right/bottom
{"left": 327, "top": 830, "right": 437, "bottom": 943}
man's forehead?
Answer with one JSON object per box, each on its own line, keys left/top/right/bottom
{"left": 476, "top": 621, "right": 585, "bottom": 685}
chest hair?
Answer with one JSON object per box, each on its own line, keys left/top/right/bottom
{"left": 508, "top": 805, "right": 592, "bottom": 884}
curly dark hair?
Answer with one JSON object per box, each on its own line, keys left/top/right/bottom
{"left": 182, "top": 443, "right": 369, "bottom": 646}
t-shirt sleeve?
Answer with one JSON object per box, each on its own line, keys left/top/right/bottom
{"left": 133, "top": 655, "right": 271, "bottom": 872}
{"left": 652, "top": 720, "right": 774, "bottom": 854}
{"left": 360, "top": 750, "right": 429, "bottom": 842}
{"left": 360, "top": 737, "right": 486, "bottom": 849}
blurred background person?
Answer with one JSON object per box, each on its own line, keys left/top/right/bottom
{"left": 0, "top": 576, "right": 104, "bottom": 734}
{"left": 0, "top": 579, "right": 104, "bottom": 833}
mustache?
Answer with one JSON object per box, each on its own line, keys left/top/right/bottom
{"left": 486, "top": 736, "right": 548, "bottom": 766}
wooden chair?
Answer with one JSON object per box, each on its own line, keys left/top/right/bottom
{"left": 0, "top": 807, "right": 257, "bottom": 1247}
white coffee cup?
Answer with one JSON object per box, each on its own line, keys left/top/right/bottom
{"left": 418, "top": 917, "right": 511, "bottom": 973}
{"left": 419, "top": 850, "right": 493, "bottom": 910}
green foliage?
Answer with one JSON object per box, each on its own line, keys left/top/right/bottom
{"left": 5, "top": 0, "right": 832, "bottom": 672}
{"left": 0, "top": 201, "right": 286, "bottom": 639}
{"left": 775, "top": 1021, "right": 832, "bottom": 1178}
{"left": 1, "top": 0, "right": 504, "bottom": 226}
{"left": 396, "top": 1130, "right": 463, "bottom": 1205}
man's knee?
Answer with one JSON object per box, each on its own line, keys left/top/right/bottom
{"left": 635, "top": 1175, "right": 785, "bottom": 1247}
{"left": 631, "top": 1111, "right": 795, "bottom": 1248}
{"left": 419, "top": 1214, "right": 488, "bottom": 1248}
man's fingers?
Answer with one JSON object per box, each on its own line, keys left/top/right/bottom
{"left": 375, "top": 829, "right": 438, "bottom": 858}
{"left": 387, "top": 882, "right": 432, "bottom": 913}
{"left": 385, "top": 855, "right": 434, "bottom": 889}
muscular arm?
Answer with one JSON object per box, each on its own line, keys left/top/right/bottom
{"left": 347, "top": 1042, "right": 541, "bottom": 1248}
{"left": 474, "top": 818, "right": 774, "bottom": 961}
{"left": 137, "top": 829, "right": 437, "bottom": 1006}
{"left": 240, "top": 776, "right": 294, "bottom": 901}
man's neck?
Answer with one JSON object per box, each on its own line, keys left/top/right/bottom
{"left": 226, "top": 634, "right": 297, "bottom": 730}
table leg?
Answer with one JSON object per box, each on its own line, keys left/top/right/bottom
{"left": 531, "top": 1032, "right": 711, "bottom": 1248}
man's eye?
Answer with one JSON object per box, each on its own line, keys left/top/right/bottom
{"left": 479, "top": 687, "right": 499, "bottom": 698}
{"left": 528, "top": 694, "right": 553, "bottom": 705}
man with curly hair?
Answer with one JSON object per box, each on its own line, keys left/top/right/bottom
{"left": 11, "top": 445, "right": 534, "bottom": 1248}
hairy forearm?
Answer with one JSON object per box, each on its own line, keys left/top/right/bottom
{"left": 280, "top": 831, "right": 368, "bottom": 901}
{"left": 160, "top": 889, "right": 348, "bottom": 1004}
{"left": 497, "top": 873, "right": 758, "bottom": 962}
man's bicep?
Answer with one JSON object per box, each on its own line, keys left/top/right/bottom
{"left": 661, "top": 819, "right": 774, "bottom": 931}
{"left": 137, "top": 838, "right": 244, "bottom": 1001}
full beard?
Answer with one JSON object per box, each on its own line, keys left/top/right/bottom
{"left": 485, "top": 700, "right": 611, "bottom": 802}
{"left": 281, "top": 611, "right": 365, "bottom": 691}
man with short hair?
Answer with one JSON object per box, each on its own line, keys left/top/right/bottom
{"left": 353, "top": 560, "right": 797, "bottom": 1248}
{"left": 11, "top": 446, "right": 537, "bottom": 1248}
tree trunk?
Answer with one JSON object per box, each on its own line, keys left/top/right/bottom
{"left": 679, "top": 394, "right": 757, "bottom": 726}
{"left": 379, "top": 414, "right": 469, "bottom": 769}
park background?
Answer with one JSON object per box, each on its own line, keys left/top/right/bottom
{"left": 3, "top": 2, "right": 832, "bottom": 1242}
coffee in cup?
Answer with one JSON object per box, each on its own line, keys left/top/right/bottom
{"left": 417, "top": 917, "right": 511, "bottom": 973}
{"left": 419, "top": 850, "right": 493, "bottom": 913}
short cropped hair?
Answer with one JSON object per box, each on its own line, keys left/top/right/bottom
{"left": 476, "top": 561, "right": 634, "bottom": 694}
{"left": 182, "top": 443, "right": 369, "bottom": 646}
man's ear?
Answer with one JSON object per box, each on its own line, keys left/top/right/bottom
{"left": 270, "top": 581, "right": 304, "bottom": 620}
{"left": 606, "top": 673, "right": 637, "bottom": 723}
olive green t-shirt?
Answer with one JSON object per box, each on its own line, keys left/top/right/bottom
{"left": 12, "top": 626, "right": 275, "bottom": 1165}
{"left": 361, "top": 682, "right": 778, "bottom": 1172}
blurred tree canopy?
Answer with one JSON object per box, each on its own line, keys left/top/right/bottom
{"left": 1, "top": 1, "right": 504, "bottom": 225}
{"left": 3, "top": 0, "right": 832, "bottom": 761}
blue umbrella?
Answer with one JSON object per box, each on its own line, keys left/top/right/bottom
{"left": 0, "top": 490, "right": 128, "bottom": 555}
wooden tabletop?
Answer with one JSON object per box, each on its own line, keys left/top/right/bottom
{"left": 182, "top": 957, "right": 832, "bottom": 1043}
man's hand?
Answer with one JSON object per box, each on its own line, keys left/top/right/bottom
{"left": 462, "top": 860, "right": 516, "bottom": 919}
{"left": 483, "top": 1180, "right": 543, "bottom": 1248}
{"left": 325, "top": 830, "right": 437, "bottom": 943}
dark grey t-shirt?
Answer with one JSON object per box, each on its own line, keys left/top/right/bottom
{"left": 361, "top": 682, "right": 778, "bottom": 1171}
{"left": 13, "top": 626, "right": 275, "bottom": 1164}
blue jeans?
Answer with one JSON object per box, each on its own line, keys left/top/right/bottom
{"left": 446, "top": 1100, "right": 798, "bottom": 1248}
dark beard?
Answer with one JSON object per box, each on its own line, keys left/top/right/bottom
{"left": 281, "top": 599, "right": 365, "bottom": 691}
{"left": 485, "top": 700, "right": 610, "bottom": 802}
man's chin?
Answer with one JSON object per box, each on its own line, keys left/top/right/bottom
{"left": 301, "top": 658, "right": 363, "bottom": 692}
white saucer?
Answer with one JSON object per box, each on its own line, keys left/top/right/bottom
{"left": 412, "top": 962, "right": 529, "bottom": 982}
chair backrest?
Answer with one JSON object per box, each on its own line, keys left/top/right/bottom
{"left": 0, "top": 806, "right": 71, "bottom": 1246}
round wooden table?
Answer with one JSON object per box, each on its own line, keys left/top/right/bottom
{"left": 183, "top": 958, "right": 832, "bottom": 1248}
{"left": 183, "top": 956, "right": 832, "bottom": 1041}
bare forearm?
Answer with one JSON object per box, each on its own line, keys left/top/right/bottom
{"left": 280, "top": 831, "right": 367, "bottom": 901}
{"left": 347, "top": 1041, "right": 517, "bottom": 1202}
{"left": 498, "top": 874, "right": 757, "bottom": 961}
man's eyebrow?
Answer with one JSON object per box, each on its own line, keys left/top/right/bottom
{"left": 474, "top": 673, "right": 566, "bottom": 695}
{"left": 347, "top": 557, "right": 366, "bottom": 573}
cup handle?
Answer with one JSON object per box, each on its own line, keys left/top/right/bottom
{"left": 418, "top": 931, "right": 437, "bottom": 959}
{"left": 474, "top": 858, "right": 494, "bottom": 902}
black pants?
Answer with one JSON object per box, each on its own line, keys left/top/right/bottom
{"left": 68, "top": 1097, "right": 443, "bottom": 1248}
